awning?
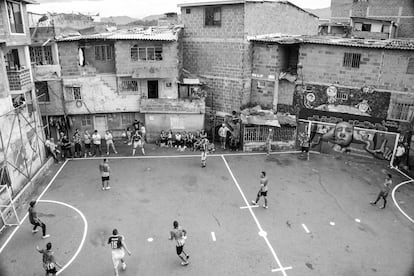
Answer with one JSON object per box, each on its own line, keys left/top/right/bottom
{"left": 182, "top": 78, "right": 201, "bottom": 85}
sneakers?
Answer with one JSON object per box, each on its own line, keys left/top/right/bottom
{"left": 105, "top": 186, "right": 111, "bottom": 190}
{"left": 102, "top": 187, "right": 105, "bottom": 191}
{"left": 181, "top": 261, "right": 189, "bottom": 266}
{"left": 251, "top": 200, "right": 258, "bottom": 206}
{"left": 32, "top": 229, "right": 39, "bottom": 233}
{"left": 370, "top": 201, "right": 376, "bottom": 205}
{"left": 42, "top": 234, "right": 50, "bottom": 239}
{"left": 122, "top": 262, "right": 126, "bottom": 270}
{"left": 106, "top": 152, "right": 109, "bottom": 155}
{"left": 379, "top": 206, "right": 385, "bottom": 209}
{"left": 263, "top": 205, "right": 268, "bottom": 209}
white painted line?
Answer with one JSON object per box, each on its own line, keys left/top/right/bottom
{"left": 272, "top": 266, "right": 293, "bottom": 273}
{"left": 301, "top": 224, "right": 310, "bottom": 234}
{"left": 355, "top": 218, "right": 361, "bottom": 223}
{"left": 38, "top": 200, "right": 88, "bottom": 275}
{"left": 391, "top": 178, "right": 414, "bottom": 224}
{"left": 0, "top": 160, "right": 69, "bottom": 255}
{"left": 240, "top": 205, "right": 259, "bottom": 209}
{"left": 71, "top": 150, "right": 306, "bottom": 161}
{"left": 221, "top": 155, "right": 290, "bottom": 276}
{"left": 211, "top": 232, "right": 216, "bottom": 241}
{"left": 330, "top": 222, "right": 335, "bottom": 226}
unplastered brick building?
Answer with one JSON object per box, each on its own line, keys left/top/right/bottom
{"left": 178, "top": 0, "right": 319, "bottom": 115}
{"left": 330, "top": 0, "right": 414, "bottom": 38}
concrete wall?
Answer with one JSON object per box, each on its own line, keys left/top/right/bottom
{"left": 0, "top": 48, "right": 10, "bottom": 99}
{"left": 144, "top": 113, "right": 204, "bottom": 142}
{"left": 62, "top": 75, "right": 141, "bottom": 114}
{"left": 299, "top": 44, "right": 414, "bottom": 92}
{"left": 83, "top": 41, "right": 115, "bottom": 74}
{"left": 244, "top": 2, "right": 319, "bottom": 37}
{"left": 37, "top": 80, "right": 65, "bottom": 115}
{"left": 331, "top": 0, "right": 353, "bottom": 22}
{"left": 58, "top": 42, "right": 80, "bottom": 77}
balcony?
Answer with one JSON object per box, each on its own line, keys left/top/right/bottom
{"left": 7, "top": 68, "right": 32, "bottom": 91}
{"left": 140, "top": 98, "right": 205, "bottom": 114}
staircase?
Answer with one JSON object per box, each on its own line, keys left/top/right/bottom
{"left": 99, "top": 75, "right": 117, "bottom": 92}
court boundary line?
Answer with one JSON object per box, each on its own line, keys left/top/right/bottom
{"left": 38, "top": 199, "right": 88, "bottom": 275}
{"left": 221, "top": 155, "right": 289, "bottom": 276}
{"left": 391, "top": 167, "right": 414, "bottom": 224}
{"left": 0, "top": 160, "right": 68, "bottom": 254}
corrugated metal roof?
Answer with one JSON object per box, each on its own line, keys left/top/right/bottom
{"left": 249, "top": 34, "right": 414, "bottom": 51}
{"left": 57, "top": 29, "right": 180, "bottom": 42}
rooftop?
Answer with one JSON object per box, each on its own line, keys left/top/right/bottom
{"left": 178, "top": 0, "right": 318, "bottom": 17}
{"left": 57, "top": 26, "right": 182, "bottom": 42}
{"left": 248, "top": 34, "right": 414, "bottom": 50}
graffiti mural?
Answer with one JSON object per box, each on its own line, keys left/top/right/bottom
{"left": 297, "top": 109, "right": 407, "bottom": 162}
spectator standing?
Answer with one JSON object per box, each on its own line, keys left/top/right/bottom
{"left": 60, "top": 134, "right": 72, "bottom": 159}
{"left": 393, "top": 143, "right": 406, "bottom": 168}
{"left": 105, "top": 130, "right": 118, "bottom": 155}
{"left": 140, "top": 124, "right": 147, "bottom": 143}
{"left": 83, "top": 130, "right": 92, "bottom": 157}
{"left": 92, "top": 130, "right": 102, "bottom": 156}
{"left": 73, "top": 129, "right": 82, "bottom": 158}
{"left": 45, "top": 138, "right": 59, "bottom": 163}
{"left": 218, "top": 124, "right": 230, "bottom": 150}
{"left": 265, "top": 129, "right": 273, "bottom": 156}
{"left": 133, "top": 120, "right": 140, "bottom": 132}
{"left": 132, "top": 131, "right": 145, "bottom": 156}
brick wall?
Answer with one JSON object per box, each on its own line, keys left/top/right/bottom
{"left": 244, "top": 2, "right": 319, "bottom": 36}
{"left": 58, "top": 42, "right": 80, "bottom": 76}
{"left": 331, "top": 0, "right": 353, "bottom": 22}
{"left": 299, "top": 44, "right": 414, "bottom": 92}
{"left": 351, "top": 1, "right": 368, "bottom": 18}
{"left": 115, "top": 40, "right": 179, "bottom": 78}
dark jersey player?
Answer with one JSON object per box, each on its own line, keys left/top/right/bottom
{"left": 108, "top": 229, "right": 131, "bottom": 276}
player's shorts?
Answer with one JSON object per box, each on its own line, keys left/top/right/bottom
{"left": 176, "top": 245, "right": 184, "bottom": 255}
{"left": 301, "top": 146, "right": 309, "bottom": 153}
{"left": 45, "top": 267, "right": 57, "bottom": 274}
{"left": 259, "top": 191, "right": 267, "bottom": 197}
{"left": 102, "top": 176, "right": 110, "bottom": 181}
{"left": 112, "top": 249, "right": 125, "bottom": 268}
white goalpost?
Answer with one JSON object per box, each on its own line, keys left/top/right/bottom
{"left": 298, "top": 119, "right": 400, "bottom": 167}
{"left": 0, "top": 184, "right": 21, "bottom": 233}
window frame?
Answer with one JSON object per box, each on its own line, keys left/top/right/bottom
{"left": 343, "top": 52, "right": 361, "bottom": 68}
{"left": 134, "top": 46, "right": 163, "bottom": 61}
{"left": 388, "top": 101, "right": 414, "bottom": 122}
{"left": 6, "top": 0, "right": 25, "bottom": 34}
{"left": 81, "top": 115, "right": 92, "bottom": 127}
{"left": 205, "top": 6, "right": 221, "bottom": 27}
{"left": 94, "top": 45, "right": 113, "bottom": 61}
{"left": 407, "top": 57, "right": 414, "bottom": 74}
{"left": 119, "top": 78, "right": 139, "bottom": 93}
{"left": 65, "top": 86, "right": 82, "bottom": 101}
{"left": 30, "top": 46, "right": 54, "bottom": 65}
{"left": 35, "top": 81, "right": 50, "bottom": 103}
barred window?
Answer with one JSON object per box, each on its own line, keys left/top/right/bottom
{"left": 30, "top": 46, "right": 53, "bottom": 65}
{"left": 131, "top": 45, "right": 138, "bottom": 61}
{"left": 389, "top": 102, "right": 414, "bottom": 122}
{"left": 337, "top": 91, "right": 348, "bottom": 101}
{"left": 95, "top": 45, "right": 113, "bottom": 61}
{"left": 120, "top": 78, "right": 138, "bottom": 93}
{"left": 343, "top": 52, "right": 361, "bottom": 68}
{"left": 65, "top": 86, "right": 82, "bottom": 101}
{"left": 81, "top": 115, "right": 92, "bottom": 126}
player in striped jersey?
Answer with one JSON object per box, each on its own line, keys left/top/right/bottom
{"left": 36, "top": 242, "right": 62, "bottom": 275}
{"left": 169, "top": 220, "right": 190, "bottom": 266}
{"left": 108, "top": 229, "right": 131, "bottom": 276}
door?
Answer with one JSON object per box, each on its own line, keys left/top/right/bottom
{"left": 148, "top": 80, "right": 159, "bottom": 99}
{"left": 94, "top": 115, "right": 108, "bottom": 137}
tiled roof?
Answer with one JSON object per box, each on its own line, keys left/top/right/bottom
{"left": 57, "top": 28, "right": 181, "bottom": 42}
{"left": 248, "top": 34, "right": 414, "bottom": 51}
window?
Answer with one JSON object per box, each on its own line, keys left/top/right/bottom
{"left": 389, "top": 102, "right": 414, "bottom": 122}
{"left": 135, "top": 47, "right": 163, "bottom": 61}
{"left": 30, "top": 46, "right": 53, "bottom": 65}
{"left": 343, "top": 52, "right": 361, "bottom": 68}
{"left": 95, "top": 45, "right": 113, "bottom": 61}
{"left": 35, "top": 81, "right": 50, "bottom": 102}
{"left": 120, "top": 78, "right": 139, "bottom": 93}
{"left": 257, "top": 80, "right": 266, "bottom": 89}
{"left": 381, "top": 25, "right": 390, "bottom": 34}
{"left": 205, "top": 7, "right": 221, "bottom": 26}
{"left": 81, "top": 115, "right": 92, "bottom": 126}
{"left": 407, "top": 58, "right": 414, "bottom": 74}
{"left": 337, "top": 91, "right": 348, "bottom": 101}
{"left": 186, "top": 8, "right": 191, "bottom": 14}
{"left": 121, "top": 113, "right": 134, "bottom": 125}
{"left": 65, "top": 86, "right": 82, "bottom": 101}
{"left": 361, "top": 24, "right": 371, "bottom": 32}
{"left": 6, "top": 1, "right": 24, "bottom": 33}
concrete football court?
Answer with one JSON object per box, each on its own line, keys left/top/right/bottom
{"left": 0, "top": 152, "right": 413, "bottom": 276}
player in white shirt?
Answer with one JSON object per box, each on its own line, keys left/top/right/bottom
{"left": 169, "top": 220, "right": 190, "bottom": 266}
